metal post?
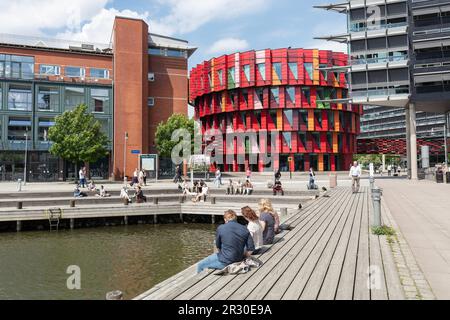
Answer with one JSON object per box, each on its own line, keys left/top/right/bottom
{"left": 17, "top": 179, "right": 22, "bottom": 192}
{"left": 123, "top": 132, "right": 128, "bottom": 184}
{"left": 370, "top": 176, "right": 375, "bottom": 190}
{"left": 24, "top": 130, "right": 28, "bottom": 186}
{"left": 372, "top": 187, "right": 382, "bottom": 227}
{"left": 445, "top": 112, "right": 448, "bottom": 166}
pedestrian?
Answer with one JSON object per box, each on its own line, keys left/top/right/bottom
{"left": 274, "top": 169, "right": 281, "bottom": 183}
{"left": 138, "top": 169, "right": 145, "bottom": 186}
{"left": 246, "top": 168, "right": 252, "bottom": 181}
{"left": 349, "top": 161, "right": 362, "bottom": 193}
{"left": 215, "top": 168, "right": 222, "bottom": 188}
{"left": 142, "top": 169, "right": 147, "bottom": 186}
{"left": 79, "top": 167, "right": 86, "bottom": 188}
{"left": 308, "top": 167, "right": 316, "bottom": 190}
{"left": 197, "top": 210, "right": 255, "bottom": 273}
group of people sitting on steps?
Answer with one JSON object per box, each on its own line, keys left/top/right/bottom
{"left": 179, "top": 180, "right": 209, "bottom": 203}
{"left": 226, "top": 179, "right": 254, "bottom": 195}
{"left": 74, "top": 181, "right": 110, "bottom": 198}
{"left": 197, "top": 199, "right": 292, "bottom": 273}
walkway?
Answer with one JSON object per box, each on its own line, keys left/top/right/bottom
{"left": 136, "top": 187, "right": 405, "bottom": 300}
{"left": 377, "top": 179, "right": 450, "bottom": 300}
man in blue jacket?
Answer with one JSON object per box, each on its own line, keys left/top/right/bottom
{"left": 197, "top": 210, "right": 255, "bottom": 273}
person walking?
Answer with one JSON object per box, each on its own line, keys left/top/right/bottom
{"left": 79, "top": 167, "right": 86, "bottom": 188}
{"left": 197, "top": 210, "right": 255, "bottom": 273}
{"left": 214, "top": 168, "right": 222, "bottom": 188}
{"left": 349, "top": 161, "right": 362, "bottom": 193}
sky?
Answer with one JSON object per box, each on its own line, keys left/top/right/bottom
{"left": 0, "top": 0, "right": 348, "bottom": 70}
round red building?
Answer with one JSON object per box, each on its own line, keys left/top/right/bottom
{"left": 189, "top": 48, "right": 362, "bottom": 172}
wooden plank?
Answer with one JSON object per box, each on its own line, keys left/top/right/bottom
{"left": 237, "top": 189, "right": 353, "bottom": 300}
{"left": 335, "top": 187, "right": 364, "bottom": 300}
{"left": 265, "top": 189, "right": 355, "bottom": 300}
{"left": 199, "top": 189, "right": 349, "bottom": 301}
{"left": 354, "top": 187, "right": 371, "bottom": 300}
{"left": 299, "top": 188, "right": 360, "bottom": 300}
{"left": 367, "top": 190, "right": 389, "bottom": 300}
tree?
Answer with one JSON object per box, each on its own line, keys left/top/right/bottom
{"left": 155, "top": 114, "right": 195, "bottom": 158}
{"left": 48, "top": 104, "right": 110, "bottom": 174}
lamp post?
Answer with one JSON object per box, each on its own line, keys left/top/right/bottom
{"left": 123, "top": 132, "right": 128, "bottom": 185}
{"left": 23, "top": 130, "right": 28, "bottom": 186}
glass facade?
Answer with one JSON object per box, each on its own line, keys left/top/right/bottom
{"left": 65, "top": 87, "right": 85, "bottom": 109}
{"left": 38, "top": 86, "right": 59, "bottom": 111}
{"left": 90, "top": 68, "right": 109, "bottom": 79}
{"left": 0, "top": 54, "right": 34, "bottom": 79}
{"left": 90, "top": 88, "right": 110, "bottom": 113}
{"left": 65, "top": 66, "right": 85, "bottom": 78}
{"left": 8, "top": 84, "right": 32, "bottom": 111}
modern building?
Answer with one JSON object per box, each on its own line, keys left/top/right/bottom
{"left": 316, "top": 0, "right": 450, "bottom": 178}
{"left": 0, "top": 17, "right": 196, "bottom": 182}
{"left": 189, "top": 48, "right": 363, "bottom": 172}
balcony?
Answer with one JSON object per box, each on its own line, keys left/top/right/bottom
{"left": 349, "top": 22, "right": 408, "bottom": 33}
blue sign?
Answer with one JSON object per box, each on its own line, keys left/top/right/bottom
{"left": 131, "top": 150, "right": 141, "bottom": 155}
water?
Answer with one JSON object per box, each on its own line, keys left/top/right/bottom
{"left": 0, "top": 224, "right": 216, "bottom": 300}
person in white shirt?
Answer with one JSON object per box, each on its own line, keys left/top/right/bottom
{"left": 120, "top": 187, "right": 131, "bottom": 204}
{"left": 241, "top": 206, "right": 263, "bottom": 254}
{"left": 349, "top": 161, "right": 362, "bottom": 193}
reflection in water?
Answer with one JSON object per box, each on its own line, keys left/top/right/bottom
{"left": 0, "top": 224, "right": 216, "bottom": 300}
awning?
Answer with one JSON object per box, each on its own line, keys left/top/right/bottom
{"left": 413, "top": 7, "right": 440, "bottom": 16}
{"left": 414, "top": 40, "right": 442, "bottom": 50}
{"left": 38, "top": 121, "right": 55, "bottom": 127}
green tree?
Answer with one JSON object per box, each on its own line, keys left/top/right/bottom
{"left": 155, "top": 114, "right": 195, "bottom": 158}
{"left": 48, "top": 104, "right": 110, "bottom": 173}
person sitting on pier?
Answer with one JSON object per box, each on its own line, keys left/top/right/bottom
{"left": 197, "top": 210, "right": 255, "bottom": 273}
{"left": 273, "top": 179, "right": 284, "bottom": 196}
{"left": 97, "top": 185, "right": 111, "bottom": 198}
{"left": 88, "top": 180, "right": 97, "bottom": 193}
{"left": 243, "top": 180, "right": 254, "bottom": 195}
{"left": 180, "top": 180, "right": 190, "bottom": 195}
{"left": 226, "top": 179, "right": 234, "bottom": 195}
{"left": 241, "top": 206, "right": 263, "bottom": 255}
{"left": 120, "top": 187, "right": 132, "bottom": 204}
{"left": 258, "top": 199, "right": 276, "bottom": 245}
{"left": 135, "top": 186, "right": 147, "bottom": 203}
{"left": 235, "top": 180, "right": 244, "bottom": 195}
{"left": 73, "top": 185, "right": 88, "bottom": 198}
{"left": 193, "top": 182, "right": 209, "bottom": 203}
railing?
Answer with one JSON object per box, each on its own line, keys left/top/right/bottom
{"left": 352, "top": 88, "right": 410, "bottom": 98}
{"left": 351, "top": 55, "right": 408, "bottom": 65}
{"left": 349, "top": 22, "right": 408, "bottom": 33}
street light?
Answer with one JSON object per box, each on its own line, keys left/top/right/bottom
{"left": 24, "top": 129, "right": 28, "bottom": 186}
{"left": 123, "top": 132, "right": 129, "bottom": 185}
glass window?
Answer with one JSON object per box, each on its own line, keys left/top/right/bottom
{"left": 242, "top": 89, "right": 249, "bottom": 105}
{"left": 39, "top": 65, "right": 60, "bottom": 75}
{"left": 299, "top": 110, "right": 308, "bottom": 125}
{"left": 271, "top": 87, "right": 280, "bottom": 104}
{"left": 273, "top": 62, "right": 282, "bottom": 80}
{"left": 282, "top": 132, "right": 292, "bottom": 149}
{"left": 269, "top": 110, "right": 277, "bottom": 125}
{"left": 256, "top": 88, "right": 264, "bottom": 103}
{"left": 0, "top": 54, "right": 34, "bottom": 79}
{"left": 257, "top": 63, "right": 266, "bottom": 80}
{"left": 90, "top": 88, "right": 110, "bottom": 113}
{"left": 229, "top": 91, "right": 236, "bottom": 106}
{"left": 254, "top": 111, "right": 261, "bottom": 127}
{"left": 167, "top": 49, "right": 186, "bottom": 58}
{"left": 149, "top": 47, "right": 164, "bottom": 56}
{"left": 0, "top": 61, "right": 4, "bottom": 77}
{"left": 38, "top": 86, "right": 60, "bottom": 111}
{"left": 284, "top": 110, "right": 294, "bottom": 127}
{"left": 148, "top": 72, "right": 155, "bottom": 82}
{"left": 148, "top": 97, "right": 155, "bottom": 107}
{"left": 90, "top": 68, "right": 109, "bottom": 79}
{"left": 38, "top": 119, "right": 55, "bottom": 142}
{"left": 243, "top": 65, "right": 251, "bottom": 81}
{"left": 0, "top": 84, "right": 2, "bottom": 109}
{"left": 8, "top": 84, "right": 32, "bottom": 111}
{"left": 217, "top": 70, "right": 223, "bottom": 86}
{"left": 64, "top": 87, "right": 85, "bottom": 109}
{"left": 302, "top": 87, "right": 311, "bottom": 104}
{"left": 312, "top": 133, "right": 321, "bottom": 149}
{"left": 315, "top": 110, "right": 323, "bottom": 127}
{"left": 208, "top": 72, "right": 213, "bottom": 88}
{"left": 286, "top": 86, "right": 296, "bottom": 103}
{"left": 228, "top": 67, "right": 235, "bottom": 84}
{"left": 298, "top": 132, "right": 307, "bottom": 147}
{"left": 8, "top": 118, "right": 31, "bottom": 141}
{"left": 304, "top": 63, "right": 314, "bottom": 80}
{"left": 288, "top": 62, "right": 298, "bottom": 80}
{"left": 65, "top": 66, "right": 85, "bottom": 78}
{"left": 241, "top": 112, "right": 247, "bottom": 129}
{"left": 319, "top": 64, "right": 328, "bottom": 80}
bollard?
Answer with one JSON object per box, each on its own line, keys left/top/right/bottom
{"left": 153, "top": 197, "right": 159, "bottom": 205}
{"left": 17, "top": 202, "right": 23, "bottom": 210}
{"left": 372, "top": 187, "right": 382, "bottom": 227}
{"left": 70, "top": 200, "right": 76, "bottom": 208}
{"left": 369, "top": 177, "right": 375, "bottom": 190}
{"left": 17, "top": 179, "right": 22, "bottom": 192}
{"left": 106, "top": 290, "right": 123, "bottom": 300}
{"left": 210, "top": 197, "right": 216, "bottom": 205}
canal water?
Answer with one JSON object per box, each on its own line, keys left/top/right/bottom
{"left": 0, "top": 224, "right": 216, "bottom": 300}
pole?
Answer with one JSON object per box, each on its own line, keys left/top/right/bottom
{"left": 24, "top": 130, "right": 28, "bottom": 186}
{"left": 123, "top": 132, "right": 128, "bottom": 185}
{"left": 445, "top": 112, "right": 448, "bottom": 166}
{"left": 372, "top": 187, "right": 382, "bottom": 227}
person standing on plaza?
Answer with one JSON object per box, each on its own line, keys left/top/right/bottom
{"left": 197, "top": 210, "right": 255, "bottom": 273}
{"left": 308, "top": 167, "right": 316, "bottom": 190}
{"left": 142, "top": 169, "right": 147, "bottom": 186}
{"left": 138, "top": 169, "right": 145, "bottom": 186}
{"left": 79, "top": 167, "right": 86, "bottom": 188}
{"left": 246, "top": 168, "right": 252, "bottom": 181}
{"left": 349, "top": 161, "right": 362, "bottom": 193}
{"left": 215, "top": 168, "right": 222, "bottom": 188}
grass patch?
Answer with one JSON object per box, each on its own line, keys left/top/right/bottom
{"left": 372, "top": 225, "right": 396, "bottom": 236}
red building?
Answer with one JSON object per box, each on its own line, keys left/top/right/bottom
{"left": 190, "top": 48, "right": 362, "bottom": 172}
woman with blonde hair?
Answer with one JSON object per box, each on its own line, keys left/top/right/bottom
{"left": 258, "top": 199, "right": 281, "bottom": 244}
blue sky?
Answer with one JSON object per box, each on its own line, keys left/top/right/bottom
{"left": 0, "top": 0, "right": 348, "bottom": 71}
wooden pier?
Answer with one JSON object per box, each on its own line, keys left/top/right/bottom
{"left": 136, "top": 187, "right": 405, "bottom": 300}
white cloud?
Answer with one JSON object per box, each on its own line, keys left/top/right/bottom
{"left": 0, "top": 0, "right": 109, "bottom": 36}
{"left": 149, "top": 0, "right": 270, "bottom": 35}
{"left": 56, "top": 8, "right": 150, "bottom": 44}
{"left": 208, "top": 38, "right": 249, "bottom": 55}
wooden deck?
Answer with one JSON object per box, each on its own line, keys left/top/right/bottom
{"left": 136, "top": 187, "right": 405, "bottom": 300}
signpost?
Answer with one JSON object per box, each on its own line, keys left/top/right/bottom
{"left": 140, "top": 154, "right": 159, "bottom": 182}
{"left": 288, "top": 157, "right": 293, "bottom": 180}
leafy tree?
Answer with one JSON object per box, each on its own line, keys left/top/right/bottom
{"left": 155, "top": 114, "right": 195, "bottom": 158}
{"left": 48, "top": 104, "right": 110, "bottom": 174}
